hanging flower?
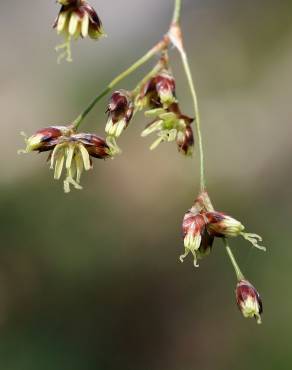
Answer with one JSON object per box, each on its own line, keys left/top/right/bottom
{"left": 54, "top": 0, "right": 105, "bottom": 62}
{"left": 105, "top": 90, "right": 134, "bottom": 138}
{"left": 141, "top": 103, "right": 194, "bottom": 154}
{"left": 205, "top": 211, "right": 266, "bottom": 251}
{"left": 236, "top": 280, "right": 263, "bottom": 324}
{"left": 20, "top": 127, "right": 111, "bottom": 193}
{"left": 180, "top": 211, "right": 214, "bottom": 267}
{"left": 136, "top": 69, "right": 176, "bottom": 110}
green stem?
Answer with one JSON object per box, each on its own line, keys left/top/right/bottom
{"left": 72, "top": 0, "right": 183, "bottom": 130}
{"left": 132, "top": 58, "right": 166, "bottom": 97}
{"left": 179, "top": 50, "right": 206, "bottom": 191}
{"left": 172, "top": 0, "right": 182, "bottom": 24}
{"left": 223, "top": 239, "right": 245, "bottom": 281}
{"left": 72, "top": 41, "right": 167, "bottom": 129}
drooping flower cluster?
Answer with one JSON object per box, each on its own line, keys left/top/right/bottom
{"left": 180, "top": 191, "right": 265, "bottom": 267}
{"left": 20, "top": 126, "right": 111, "bottom": 193}
{"left": 54, "top": 0, "right": 105, "bottom": 62}
{"left": 180, "top": 191, "right": 265, "bottom": 323}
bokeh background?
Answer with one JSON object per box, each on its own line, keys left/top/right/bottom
{"left": 1, "top": 0, "right": 291, "bottom": 369}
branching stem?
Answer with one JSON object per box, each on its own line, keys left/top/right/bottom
{"left": 73, "top": 0, "right": 183, "bottom": 130}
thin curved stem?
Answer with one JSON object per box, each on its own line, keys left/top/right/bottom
{"left": 180, "top": 50, "right": 206, "bottom": 191}
{"left": 223, "top": 239, "right": 245, "bottom": 281}
{"left": 72, "top": 39, "right": 168, "bottom": 129}
{"left": 172, "top": 0, "right": 182, "bottom": 24}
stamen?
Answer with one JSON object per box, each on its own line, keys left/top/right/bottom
{"left": 75, "top": 152, "right": 84, "bottom": 184}
{"left": 55, "top": 35, "right": 72, "bottom": 63}
{"left": 150, "top": 136, "right": 164, "bottom": 150}
{"left": 78, "top": 144, "right": 91, "bottom": 171}
{"left": 141, "top": 120, "right": 163, "bottom": 137}
{"left": 65, "top": 144, "right": 75, "bottom": 169}
{"left": 106, "top": 136, "right": 121, "bottom": 156}
{"left": 179, "top": 248, "right": 190, "bottom": 263}
{"left": 241, "top": 232, "right": 266, "bottom": 251}
{"left": 54, "top": 152, "right": 65, "bottom": 180}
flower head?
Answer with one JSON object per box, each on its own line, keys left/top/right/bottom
{"left": 54, "top": 0, "right": 105, "bottom": 40}
{"left": 54, "top": 0, "right": 105, "bottom": 62}
{"left": 141, "top": 103, "right": 194, "bottom": 154}
{"left": 20, "top": 126, "right": 69, "bottom": 153}
{"left": 236, "top": 280, "right": 263, "bottom": 324}
{"left": 205, "top": 211, "right": 266, "bottom": 251}
{"left": 180, "top": 211, "right": 213, "bottom": 267}
{"left": 20, "top": 127, "right": 111, "bottom": 193}
{"left": 136, "top": 70, "right": 176, "bottom": 110}
{"left": 105, "top": 90, "right": 134, "bottom": 138}
{"left": 205, "top": 211, "right": 245, "bottom": 238}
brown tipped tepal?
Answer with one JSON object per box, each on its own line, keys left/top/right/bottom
{"left": 73, "top": 133, "right": 110, "bottom": 159}
{"left": 236, "top": 280, "right": 263, "bottom": 324}
{"left": 23, "top": 126, "right": 70, "bottom": 153}
{"left": 205, "top": 211, "right": 245, "bottom": 238}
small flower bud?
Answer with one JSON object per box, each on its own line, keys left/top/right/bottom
{"left": 236, "top": 280, "right": 263, "bottom": 324}
{"left": 72, "top": 133, "right": 110, "bottom": 159}
{"left": 20, "top": 126, "right": 69, "bottom": 153}
{"left": 137, "top": 70, "right": 176, "bottom": 110}
{"left": 105, "top": 90, "right": 134, "bottom": 138}
{"left": 205, "top": 211, "right": 245, "bottom": 238}
{"left": 155, "top": 71, "right": 176, "bottom": 106}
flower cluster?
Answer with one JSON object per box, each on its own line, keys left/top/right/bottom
{"left": 21, "top": 0, "right": 266, "bottom": 325}
{"left": 180, "top": 191, "right": 265, "bottom": 267}
{"left": 20, "top": 126, "right": 111, "bottom": 193}
{"left": 180, "top": 191, "right": 265, "bottom": 323}
{"left": 137, "top": 70, "right": 195, "bottom": 155}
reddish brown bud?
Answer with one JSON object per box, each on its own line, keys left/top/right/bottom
{"left": 236, "top": 280, "right": 263, "bottom": 324}
{"left": 23, "top": 126, "right": 69, "bottom": 153}
{"left": 182, "top": 212, "right": 205, "bottom": 239}
{"left": 138, "top": 70, "right": 176, "bottom": 109}
{"left": 205, "top": 211, "right": 245, "bottom": 238}
{"left": 155, "top": 71, "right": 176, "bottom": 105}
{"left": 105, "top": 90, "right": 134, "bottom": 138}
{"left": 72, "top": 133, "right": 110, "bottom": 159}
{"left": 180, "top": 212, "right": 213, "bottom": 267}
{"left": 176, "top": 124, "right": 194, "bottom": 156}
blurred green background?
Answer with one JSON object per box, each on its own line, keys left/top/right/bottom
{"left": 1, "top": 0, "right": 291, "bottom": 369}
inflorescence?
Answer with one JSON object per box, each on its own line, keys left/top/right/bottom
{"left": 19, "top": 0, "right": 266, "bottom": 324}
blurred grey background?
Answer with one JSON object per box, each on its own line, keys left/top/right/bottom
{"left": 0, "top": 0, "right": 291, "bottom": 369}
